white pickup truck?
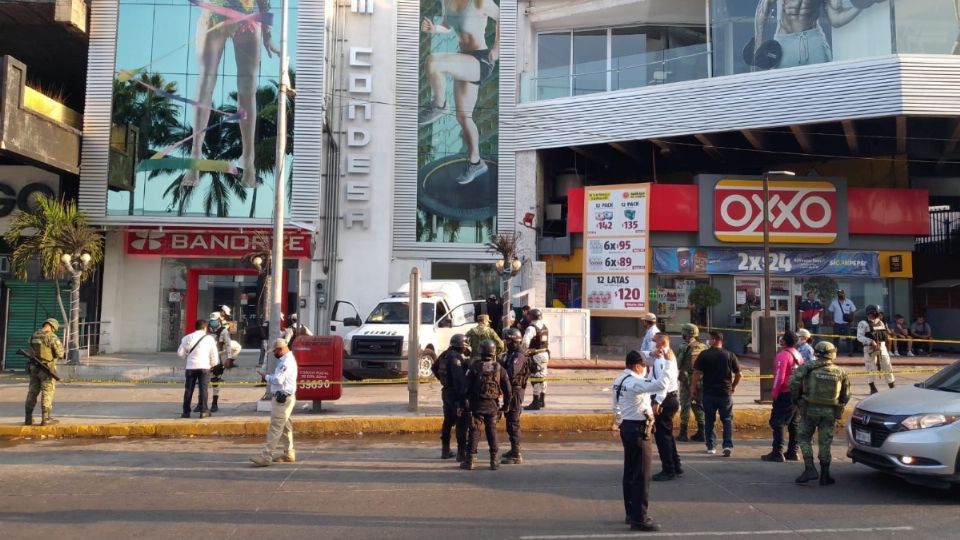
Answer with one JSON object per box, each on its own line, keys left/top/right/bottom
{"left": 331, "top": 280, "right": 480, "bottom": 380}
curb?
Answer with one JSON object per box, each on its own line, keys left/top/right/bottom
{"left": 0, "top": 408, "right": 854, "bottom": 440}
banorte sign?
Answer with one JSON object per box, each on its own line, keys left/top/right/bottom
{"left": 713, "top": 180, "right": 837, "bottom": 244}
{"left": 126, "top": 230, "right": 312, "bottom": 258}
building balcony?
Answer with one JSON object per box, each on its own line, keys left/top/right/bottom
{"left": 0, "top": 55, "right": 82, "bottom": 174}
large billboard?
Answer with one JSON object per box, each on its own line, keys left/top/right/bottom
{"left": 416, "top": 0, "right": 499, "bottom": 243}
{"left": 108, "top": 0, "right": 298, "bottom": 218}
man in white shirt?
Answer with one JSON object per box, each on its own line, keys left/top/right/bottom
{"left": 826, "top": 289, "right": 857, "bottom": 356}
{"left": 612, "top": 350, "right": 667, "bottom": 533}
{"left": 649, "top": 333, "right": 682, "bottom": 481}
{"left": 639, "top": 313, "right": 660, "bottom": 353}
{"left": 251, "top": 338, "right": 299, "bottom": 466}
{"left": 282, "top": 313, "right": 313, "bottom": 346}
{"left": 178, "top": 319, "right": 219, "bottom": 419}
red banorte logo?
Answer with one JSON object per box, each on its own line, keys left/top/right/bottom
{"left": 713, "top": 180, "right": 838, "bottom": 244}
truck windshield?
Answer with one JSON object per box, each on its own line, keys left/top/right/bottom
{"left": 365, "top": 302, "right": 436, "bottom": 324}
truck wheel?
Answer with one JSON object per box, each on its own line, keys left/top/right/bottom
{"left": 419, "top": 349, "right": 437, "bottom": 380}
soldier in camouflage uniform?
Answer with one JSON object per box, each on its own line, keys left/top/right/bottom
{"left": 790, "top": 341, "right": 851, "bottom": 486}
{"left": 465, "top": 314, "right": 504, "bottom": 362}
{"left": 677, "top": 323, "right": 706, "bottom": 442}
{"left": 24, "top": 318, "right": 65, "bottom": 426}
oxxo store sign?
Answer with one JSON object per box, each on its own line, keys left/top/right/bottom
{"left": 699, "top": 176, "right": 848, "bottom": 247}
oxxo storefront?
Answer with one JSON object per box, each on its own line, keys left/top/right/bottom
{"left": 561, "top": 176, "right": 928, "bottom": 351}
{"left": 99, "top": 229, "right": 312, "bottom": 353}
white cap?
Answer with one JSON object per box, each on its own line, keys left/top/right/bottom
{"left": 208, "top": 312, "right": 222, "bottom": 321}
{"left": 797, "top": 328, "right": 812, "bottom": 339}
{"left": 642, "top": 313, "right": 657, "bottom": 323}
{"left": 273, "top": 338, "right": 289, "bottom": 349}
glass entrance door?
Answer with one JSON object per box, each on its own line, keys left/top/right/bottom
{"left": 185, "top": 268, "right": 287, "bottom": 350}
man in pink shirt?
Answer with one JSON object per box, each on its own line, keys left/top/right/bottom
{"left": 761, "top": 331, "right": 803, "bottom": 463}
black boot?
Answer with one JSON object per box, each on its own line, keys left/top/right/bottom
{"left": 795, "top": 457, "right": 820, "bottom": 484}
{"left": 869, "top": 383, "right": 878, "bottom": 395}
{"left": 819, "top": 461, "right": 835, "bottom": 486}
{"left": 524, "top": 396, "right": 541, "bottom": 411}
{"left": 490, "top": 452, "right": 499, "bottom": 471}
{"left": 441, "top": 441, "right": 454, "bottom": 460}
{"left": 539, "top": 393, "right": 546, "bottom": 409}
{"left": 690, "top": 424, "right": 705, "bottom": 443}
{"left": 760, "top": 451, "right": 785, "bottom": 462}
{"left": 888, "top": 382, "right": 896, "bottom": 389}
{"left": 24, "top": 412, "right": 33, "bottom": 426}
{"left": 460, "top": 453, "right": 476, "bottom": 470}
{"left": 502, "top": 446, "right": 523, "bottom": 464}
{"left": 194, "top": 403, "right": 203, "bottom": 413}
{"left": 783, "top": 447, "right": 800, "bottom": 461}
{"left": 676, "top": 424, "right": 689, "bottom": 442}
{"left": 456, "top": 448, "right": 465, "bottom": 462}
{"left": 210, "top": 395, "right": 219, "bottom": 413}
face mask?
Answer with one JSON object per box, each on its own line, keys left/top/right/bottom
{"left": 274, "top": 351, "right": 284, "bottom": 359}
{"left": 209, "top": 320, "right": 220, "bottom": 330}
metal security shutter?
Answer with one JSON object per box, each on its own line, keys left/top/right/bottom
{"left": 2, "top": 282, "right": 69, "bottom": 371}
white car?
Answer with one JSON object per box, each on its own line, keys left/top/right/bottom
{"left": 847, "top": 361, "right": 960, "bottom": 489}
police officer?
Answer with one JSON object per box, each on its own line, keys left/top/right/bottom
{"left": 676, "top": 323, "right": 706, "bottom": 442}
{"left": 613, "top": 350, "right": 666, "bottom": 532}
{"left": 283, "top": 313, "right": 314, "bottom": 347}
{"left": 461, "top": 339, "right": 511, "bottom": 471}
{"left": 523, "top": 308, "right": 550, "bottom": 410}
{"left": 857, "top": 305, "right": 895, "bottom": 394}
{"left": 790, "top": 341, "right": 851, "bottom": 486}
{"left": 498, "top": 327, "right": 532, "bottom": 464}
{"left": 199, "top": 311, "right": 231, "bottom": 413}
{"left": 24, "top": 318, "right": 65, "bottom": 426}
{"left": 465, "top": 314, "right": 504, "bottom": 362}
{"left": 431, "top": 333, "right": 468, "bottom": 460}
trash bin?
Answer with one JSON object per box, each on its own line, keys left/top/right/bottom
{"left": 293, "top": 336, "right": 344, "bottom": 411}
{"left": 725, "top": 313, "right": 747, "bottom": 355}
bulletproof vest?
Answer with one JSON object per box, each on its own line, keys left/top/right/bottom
{"left": 864, "top": 319, "right": 888, "bottom": 343}
{"left": 804, "top": 364, "right": 845, "bottom": 406}
{"left": 501, "top": 349, "right": 529, "bottom": 387}
{"left": 680, "top": 340, "right": 707, "bottom": 373}
{"left": 478, "top": 360, "right": 502, "bottom": 400}
{"left": 30, "top": 332, "right": 54, "bottom": 363}
{"left": 432, "top": 349, "right": 461, "bottom": 388}
{"left": 529, "top": 322, "right": 549, "bottom": 350}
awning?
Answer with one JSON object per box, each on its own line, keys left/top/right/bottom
{"left": 915, "top": 280, "right": 960, "bottom": 289}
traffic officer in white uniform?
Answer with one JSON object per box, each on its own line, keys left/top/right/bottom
{"left": 857, "top": 305, "right": 895, "bottom": 394}
{"left": 251, "top": 338, "right": 299, "bottom": 466}
{"left": 639, "top": 313, "right": 660, "bottom": 353}
{"left": 649, "top": 333, "right": 682, "bottom": 481}
{"left": 612, "top": 350, "right": 667, "bottom": 532}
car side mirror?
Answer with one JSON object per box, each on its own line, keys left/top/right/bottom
{"left": 345, "top": 317, "right": 362, "bottom": 327}
{"left": 438, "top": 318, "right": 452, "bottom": 328}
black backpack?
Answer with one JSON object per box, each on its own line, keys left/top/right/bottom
{"left": 478, "top": 360, "right": 502, "bottom": 400}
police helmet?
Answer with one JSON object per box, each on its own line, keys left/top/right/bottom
{"left": 450, "top": 334, "right": 466, "bottom": 350}
{"left": 504, "top": 327, "right": 523, "bottom": 345}
{"left": 681, "top": 323, "right": 699, "bottom": 338}
{"left": 479, "top": 339, "right": 497, "bottom": 358}
{"left": 528, "top": 308, "right": 543, "bottom": 321}
{"left": 866, "top": 305, "right": 880, "bottom": 317}
{"left": 814, "top": 341, "right": 837, "bottom": 361}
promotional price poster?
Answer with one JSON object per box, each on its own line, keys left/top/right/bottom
{"left": 582, "top": 184, "right": 651, "bottom": 317}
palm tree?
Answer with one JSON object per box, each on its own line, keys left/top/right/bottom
{"left": 4, "top": 196, "right": 104, "bottom": 365}
{"left": 112, "top": 73, "right": 185, "bottom": 166}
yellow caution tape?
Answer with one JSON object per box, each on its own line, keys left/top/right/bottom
{"left": 703, "top": 326, "right": 960, "bottom": 345}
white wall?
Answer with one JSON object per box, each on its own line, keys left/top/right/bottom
{"left": 331, "top": 0, "right": 398, "bottom": 318}
{"left": 100, "top": 231, "right": 162, "bottom": 353}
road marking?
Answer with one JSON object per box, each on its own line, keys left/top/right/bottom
{"left": 520, "top": 526, "right": 914, "bottom": 539}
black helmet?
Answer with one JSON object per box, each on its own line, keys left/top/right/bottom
{"left": 504, "top": 327, "right": 523, "bottom": 346}
{"left": 479, "top": 339, "right": 497, "bottom": 358}
{"left": 450, "top": 334, "right": 466, "bottom": 350}
{"left": 528, "top": 308, "right": 543, "bottom": 321}
{"left": 866, "top": 305, "right": 880, "bottom": 317}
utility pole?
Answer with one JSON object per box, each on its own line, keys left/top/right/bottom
{"left": 407, "top": 267, "right": 421, "bottom": 412}
{"left": 270, "top": 0, "right": 291, "bottom": 348}
{"left": 758, "top": 170, "right": 795, "bottom": 403}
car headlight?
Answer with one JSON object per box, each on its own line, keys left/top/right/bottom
{"left": 899, "top": 414, "right": 959, "bottom": 431}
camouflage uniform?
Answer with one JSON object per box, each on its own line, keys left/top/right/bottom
{"left": 789, "top": 341, "right": 851, "bottom": 485}
{"left": 677, "top": 326, "right": 706, "bottom": 440}
{"left": 465, "top": 324, "right": 504, "bottom": 362}
{"left": 24, "top": 319, "right": 65, "bottom": 425}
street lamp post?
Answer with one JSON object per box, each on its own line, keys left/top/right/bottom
{"left": 60, "top": 252, "right": 93, "bottom": 365}
{"left": 496, "top": 256, "right": 523, "bottom": 327}
{"left": 270, "top": 0, "right": 292, "bottom": 349}
{"left": 758, "top": 170, "right": 795, "bottom": 403}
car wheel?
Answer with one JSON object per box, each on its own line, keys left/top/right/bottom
{"left": 419, "top": 349, "right": 437, "bottom": 380}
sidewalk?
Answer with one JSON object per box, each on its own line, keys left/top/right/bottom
{"left": 0, "top": 355, "right": 943, "bottom": 438}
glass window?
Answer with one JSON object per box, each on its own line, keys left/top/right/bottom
{"left": 894, "top": 0, "right": 958, "bottom": 54}
{"left": 611, "top": 27, "right": 648, "bottom": 91}
{"left": 365, "top": 301, "right": 436, "bottom": 325}
{"left": 537, "top": 32, "right": 572, "bottom": 100}
{"left": 573, "top": 29, "right": 608, "bottom": 96}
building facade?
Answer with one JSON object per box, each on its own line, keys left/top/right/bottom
{"left": 76, "top": 0, "right": 951, "bottom": 353}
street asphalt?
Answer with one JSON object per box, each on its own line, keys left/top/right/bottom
{"left": 0, "top": 435, "right": 955, "bottom": 540}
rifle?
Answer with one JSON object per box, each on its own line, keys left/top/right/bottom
{"left": 17, "top": 349, "right": 62, "bottom": 382}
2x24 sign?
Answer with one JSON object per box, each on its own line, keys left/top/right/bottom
{"left": 713, "top": 180, "right": 838, "bottom": 244}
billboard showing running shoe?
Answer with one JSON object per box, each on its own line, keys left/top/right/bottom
{"left": 416, "top": 0, "right": 500, "bottom": 244}
{"left": 108, "top": 0, "right": 298, "bottom": 218}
